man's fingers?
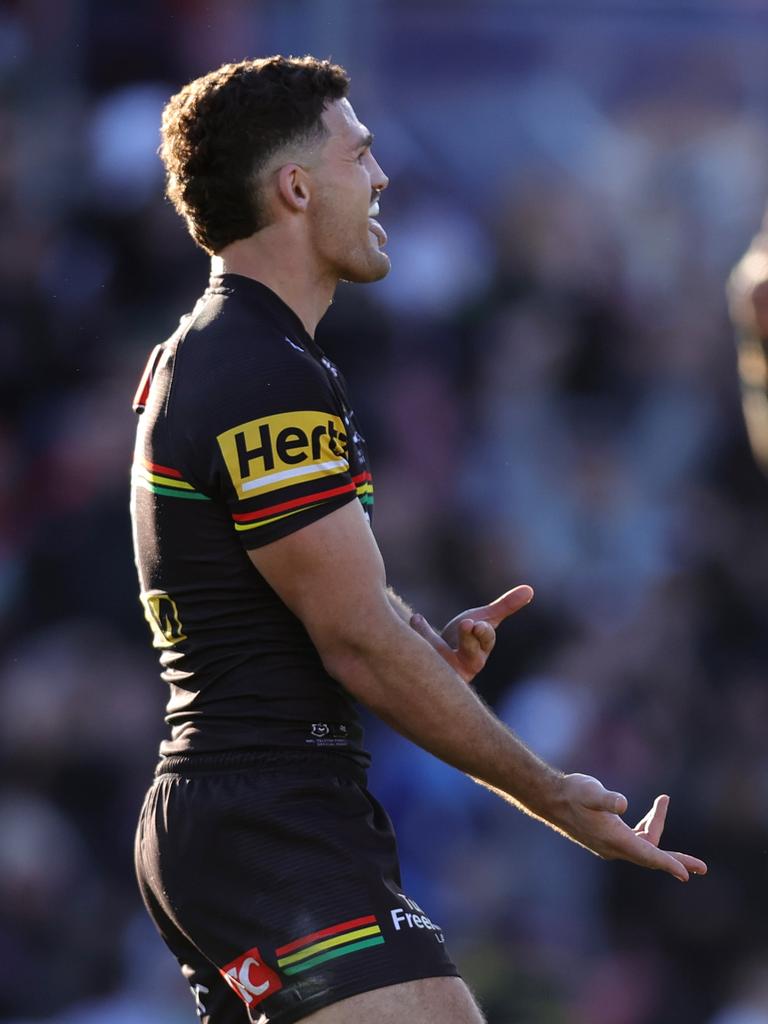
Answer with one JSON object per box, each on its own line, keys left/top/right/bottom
{"left": 669, "top": 852, "right": 708, "bottom": 877}
{"left": 457, "top": 619, "right": 484, "bottom": 661}
{"left": 617, "top": 813, "right": 708, "bottom": 881}
{"left": 640, "top": 846, "right": 691, "bottom": 882}
{"left": 562, "top": 774, "right": 707, "bottom": 882}
{"left": 413, "top": 614, "right": 494, "bottom": 682}
{"left": 483, "top": 585, "right": 534, "bottom": 628}
{"left": 410, "top": 613, "right": 449, "bottom": 653}
{"left": 627, "top": 843, "right": 708, "bottom": 883}
{"left": 471, "top": 620, "right": 496, "bottom": 655}
{"left": 634, "top": 794, "right": 669, "bottom": 846}
{"left": 606, "top": 826, "right": 689, "bottom": 881}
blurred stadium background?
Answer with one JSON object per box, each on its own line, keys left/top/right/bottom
{"left": 2, "top": 1, "right": 768, "bottom": 1021}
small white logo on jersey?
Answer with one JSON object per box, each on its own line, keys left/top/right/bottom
{"left": 284, "top": 336, "right": 304, "bottom": 352}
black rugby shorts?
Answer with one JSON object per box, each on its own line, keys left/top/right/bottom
{"left": 134, "top": 751, "right": 459, "bottom": 1023}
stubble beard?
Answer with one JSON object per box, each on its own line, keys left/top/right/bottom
{"left": 340, "top": 245, "right": 391, "bottom": 284}
{"left": 312, "top": 203, "right": 391, "bottom": 285}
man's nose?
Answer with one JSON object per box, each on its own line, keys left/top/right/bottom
{"left": 372, "top": 157, "right": 389, "bottom": 192}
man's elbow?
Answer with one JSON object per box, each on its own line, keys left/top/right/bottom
{"left": 319, "top": 642, "right": 368, "bottom": 692}
{"left": 310, "top": 608, "right": 402, "bottom": 702}
{"left": 315, "top": 626, "right": 384, "bottom": 680}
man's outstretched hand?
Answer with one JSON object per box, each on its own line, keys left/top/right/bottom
{"left": 553, "top": 774, "right": 708, "bottom": 882}
{"left": 410, "top": 585, "right": 534, "bottom": 683}
{"left": 408, "top": 591, "right": 707, "bottom": 880}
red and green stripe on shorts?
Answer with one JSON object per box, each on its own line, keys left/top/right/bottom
{"left": 276, "top": 914, "right": 384, "bottom": 976}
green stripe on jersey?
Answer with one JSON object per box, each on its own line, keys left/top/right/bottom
{"left": 145, "top": 483, "right": 211, "bottom": 500}
{"left": 281, "top": 936, "right": 385, "bottom": 976}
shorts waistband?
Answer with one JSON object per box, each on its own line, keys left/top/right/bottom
{"left": 153, "top": 748, "right": 368, "bottom": 784}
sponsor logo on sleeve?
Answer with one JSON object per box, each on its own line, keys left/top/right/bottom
{"left": 217, "top": 411, "right": 349, "bottom": 500}
{"left": 139, "top": 591, "right": 187, "bottom": 648}
{"left": 220, "top": 947, "right": 282, "bottom": 1012}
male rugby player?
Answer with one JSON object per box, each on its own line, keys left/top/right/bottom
{"left": 132, "top": 56, "right": 706, "bottom": 1024}
{"left": 728, "top": 209, "right": 768, "bottom": 474}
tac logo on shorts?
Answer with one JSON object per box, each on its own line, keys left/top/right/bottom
{"left": 275, "top": 915, "right": 385, "bottom": 976}
{"left": 220, "top": 947, "right": 282, "bottom": 1010}
{"left": 217, "top": 411, "right": 349, "bottom": 500}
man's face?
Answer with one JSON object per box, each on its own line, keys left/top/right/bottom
{"left": 305, "top": 98, "right": 390, "bottom": 284}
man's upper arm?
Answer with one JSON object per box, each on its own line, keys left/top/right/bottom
{"left": 179, "top": 336, "right": 362, "bottom": 548}
{"left": 247, "top": 498, "right": 393, "bottom": 660}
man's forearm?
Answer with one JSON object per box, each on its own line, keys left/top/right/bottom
{"left": 251, "top": 501, "right": 564, "bottom": 827}
{"left": 320, "top": 607, "right": 565, "bottom": 824}
{"left": 252, "top": 501, "right": 705, "bottom": 879}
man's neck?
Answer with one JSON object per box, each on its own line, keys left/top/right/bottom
{"left": 212, "top": 228, "right": 336, "bottom": 338}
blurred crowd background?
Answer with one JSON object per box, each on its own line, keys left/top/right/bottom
{"left": 2, "top": 1, "right": 768, "bottom": 1022}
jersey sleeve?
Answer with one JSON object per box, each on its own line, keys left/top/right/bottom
{"left": 179, "top": 343, "right": 358, "bottom": 550}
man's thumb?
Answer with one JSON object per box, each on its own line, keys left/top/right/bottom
{"left": 575, "top": 776, "right": 628, "bottom": 815}
{"left": 603, "top": 790, "right": 628, "bottom": 816}
{"left": 486, "top": 585, "right": 534, "bottom": 626}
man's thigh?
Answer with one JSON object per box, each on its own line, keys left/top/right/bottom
{"left": 301, "top": 977, "right": 485, "bottom": 1024}
{"left": 136, "top": 762, "right": 464, "bottom": 1023}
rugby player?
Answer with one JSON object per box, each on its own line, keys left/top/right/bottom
{"left": 728, "top": 209, "right": 768, "bottom": 474}
{"left": 131, "top": 56, "right": 707, "bottom": 1024}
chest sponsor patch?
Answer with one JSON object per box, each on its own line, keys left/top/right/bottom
{"left": 217, "top": 410, "right": 349, "bottom": 501}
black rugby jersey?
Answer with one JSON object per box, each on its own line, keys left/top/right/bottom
{"left": 130, "top": 274, "right": 374, "bottom": 761}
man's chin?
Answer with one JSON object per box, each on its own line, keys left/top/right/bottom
{"left": 341, "top": 252, "right": 391, "bottom": 285}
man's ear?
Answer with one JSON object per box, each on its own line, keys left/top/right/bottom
{"left": 275, "top": 164, "right": 310, "bottom": 213}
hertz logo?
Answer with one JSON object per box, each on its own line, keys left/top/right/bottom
{"left": 217, "top": 411, "right": 349, "bottom": 499}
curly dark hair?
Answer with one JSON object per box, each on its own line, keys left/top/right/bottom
{"left": 159, "top": 55, "right": 350, "bottom": 254}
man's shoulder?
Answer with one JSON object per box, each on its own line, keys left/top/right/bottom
{"left": 172, "top": 292, "right": 323, "bottom": 400}
{"left": 163, "top": 292, "right": 336, "bottom": 451}
{"left": 179, "top": 289, "right": 303, "bottom": 367}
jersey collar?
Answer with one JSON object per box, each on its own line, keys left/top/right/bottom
{"left": 207, "top": 273, "right": 314, "bottom": 351}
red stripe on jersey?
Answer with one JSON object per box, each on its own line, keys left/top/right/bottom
{"left": 232, "top": 482, "right": 355, "bottom": 523}
{"left": 275, "top": 916, "right": 378, "bottom": 957}
{"left": 145, "top": 460, "right": 183, "bottom": 479}
{"left": 351, "top": 471, "right": 372, "bottom": 484}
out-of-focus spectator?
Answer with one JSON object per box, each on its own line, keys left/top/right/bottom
{"left": 728, "top": 213, "right": 768, "bottom": 474}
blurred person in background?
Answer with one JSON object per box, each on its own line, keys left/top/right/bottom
{"left": 728, "top": 209, "right": 768, "bottom": 474}
{"left": 131, "top": 55, "right": 706, "bottom": 1024}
